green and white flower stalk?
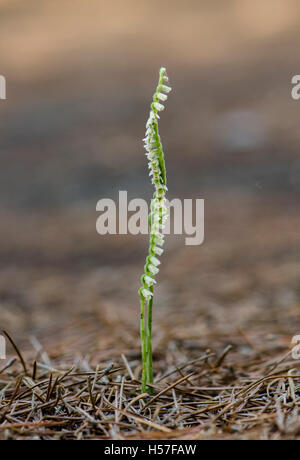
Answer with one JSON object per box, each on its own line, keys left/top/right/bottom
{"left": 139, "top": 67, "right": 171, "bottom": 394}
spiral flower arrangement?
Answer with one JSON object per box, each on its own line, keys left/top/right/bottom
{"left": 139, "top": 67, "right": 171, "bottom": 394}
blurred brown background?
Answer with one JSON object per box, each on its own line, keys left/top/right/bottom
{"left": 0, "top": 0, "right": 299, "bottom": 363}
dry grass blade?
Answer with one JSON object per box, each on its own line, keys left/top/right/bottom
{"left": 2, "top": 330, "right": 28, "bottom": 375}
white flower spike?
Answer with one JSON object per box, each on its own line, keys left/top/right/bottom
{"left": 139, "top": 67, "right": 171, "bottom": 395}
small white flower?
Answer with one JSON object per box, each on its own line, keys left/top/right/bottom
{"left": 150, "top": 256, "right": 161, "bottom": 266}
{"left": 142, "top": 288, "right": 153, "bottom": 300}
{"left": 152, "top": 217, "right": 160, "bottom": 227}
{"left": 161, "top": 84, "right": 171, "bottom": 93}
{"left": 144, "top": 275, "right": 156, "bottom": 286}
{"left": 146, "top": 112, "right": 156, "bottom": 128}
{"left": 148, "top": 264, "right": 159, "bottom": 276}
{"left": 153, "top": 247, "right": 164, "bottom": 256}
{"left": 151, "top": 224, "right": 160, "bottom": 234}
{"left": 151, "top": 159, "right": 160, "bottom": 168}
{"left": 153, "top": 201, "right": 163, "bottom": 210}
{"left": 153, "top": 102, "right": 165, "bottom": 112}
{"left": 151, "top": 217, "right": 157, "bottom": 225}
{"left": 157, "top": 92, "right": 168, "bottom": 102}
{"left": 156, "top": 185, "right": 168, "bottom": 193}
{"left": 147, "top": 151, "right": 157, "bottom": 160}
{"left": 151, "top": 207, "right": 160, "bottom": 216}
{"left": 154, "top": 234, "right": 164, "bottom": 246}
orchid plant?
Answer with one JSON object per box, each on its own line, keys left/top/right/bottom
{"left": 139, "top": 68, "right": 171, "bottom": 394}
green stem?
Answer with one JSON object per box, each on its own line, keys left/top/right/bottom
{"left": 152, "top": 119, "right": 166, "bottom": 187}
{"left": 146, "top": 291, "right": 154, "bottom": 394}
{"left": 140, "top": 293, "right": 147, "bottom": 393}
